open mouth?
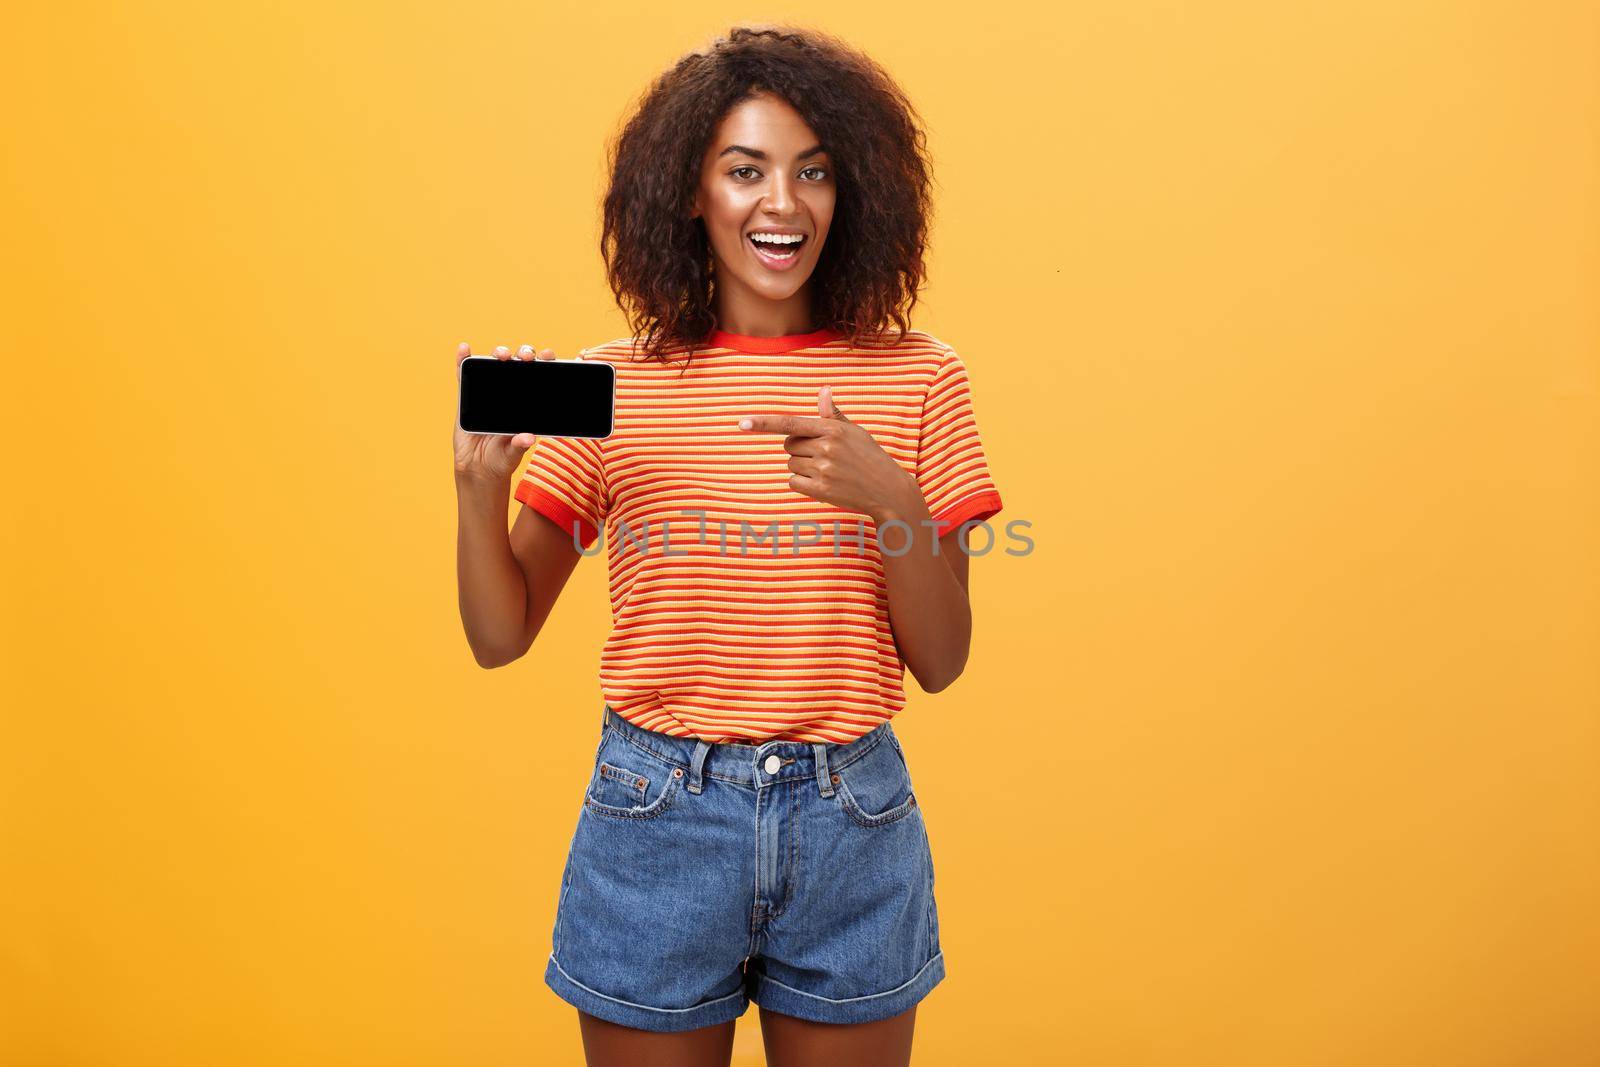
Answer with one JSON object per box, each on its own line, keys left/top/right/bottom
{"left": 747, "top": 233, "right": 807, "bottom": 264}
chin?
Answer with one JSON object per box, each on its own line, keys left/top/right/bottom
{"left": 755, "top": 276, "right": 813, "bottom": 299}
{"left": 721, "top": 271, "right": 811, "bottom": 301}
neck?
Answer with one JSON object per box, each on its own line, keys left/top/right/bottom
{"left": 712, "top": 281, "right": 816, "bottom": 338}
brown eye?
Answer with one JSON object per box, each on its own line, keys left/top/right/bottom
{"left": 801, "top": 166, "right": 829, "bottom": 180}
{"left": 732, "top": 166, "right": 760, "bottom": 180}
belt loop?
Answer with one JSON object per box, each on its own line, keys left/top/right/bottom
{"left": 813, "top": 742, "right": 834, "bottom": 797}
{"left": 688, "top": 739, "right": 711, "bottom": 794}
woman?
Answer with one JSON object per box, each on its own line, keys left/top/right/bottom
{"left": 453, "top": 25, "right": 1003, "bottom": 1066}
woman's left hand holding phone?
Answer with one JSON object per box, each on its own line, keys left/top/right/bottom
{"left": 454, "top": 342, "right": 567, "bottom": 671}
{"left": 453, "top": 343, "right": 559, "bottom": 485}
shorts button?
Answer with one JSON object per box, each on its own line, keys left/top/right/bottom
{"left": 764, "top": 754, "right": 781, "bottom": 774}
{"left": 673, "top": 768, "right": 683, "bottom": 777}
{"left": 831, "top": 773, "right": 840, "bottom": 784}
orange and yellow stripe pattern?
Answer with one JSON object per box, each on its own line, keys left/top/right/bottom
{"left": 515, "top": 327, "right": 1002, "bottom": 743}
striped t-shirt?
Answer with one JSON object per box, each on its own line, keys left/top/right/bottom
{"left": 514, "top": 325, "right": 1003, "bottom": 744}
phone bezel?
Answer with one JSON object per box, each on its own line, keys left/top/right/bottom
{"left": 456, "top": 355, "right": 616, "bottom": 440}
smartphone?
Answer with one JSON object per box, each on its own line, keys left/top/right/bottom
{"left": 457, "top": 355, "right": 616, "bottom": 439}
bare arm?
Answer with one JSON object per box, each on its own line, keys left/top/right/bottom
{"left": 456, "top": 474, "right": 582, "bottom": 668}
{"left": 876, "top": 493, "right": 974, "bottom": 694}
{"left": 452, "top": 341, "right": 583, "bottom": 669}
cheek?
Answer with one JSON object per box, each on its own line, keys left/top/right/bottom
{"left": 809, "top": 192, "right": 839, "bottom": 235}
{"left": 705, "top": 200, "right": 748, "bottom": 244}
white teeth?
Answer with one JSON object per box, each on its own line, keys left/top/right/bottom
{"left": 749, "top": 233, "right": 804, "bottom": 245}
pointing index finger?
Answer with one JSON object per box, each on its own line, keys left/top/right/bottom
{"left": 738, "top": 414, "right": 832, "bottom": 435}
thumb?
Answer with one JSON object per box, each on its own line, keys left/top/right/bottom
{"left": 819, "top": 384, "right": 850, "bottom": 422}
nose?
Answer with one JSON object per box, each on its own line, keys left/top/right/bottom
{"left": 763, "top": 170, "right": 797, "bottom": 217}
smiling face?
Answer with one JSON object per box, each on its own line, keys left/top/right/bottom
{"left": 690, "top": 92, "right": 838, "bottom": 335}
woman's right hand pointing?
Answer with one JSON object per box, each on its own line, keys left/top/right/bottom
{"left": 453, "top": 342, "right": 559, "bottom": 484}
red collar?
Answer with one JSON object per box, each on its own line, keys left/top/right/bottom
{"left": 706, "top": 326, "right": 845, "bottom": 354}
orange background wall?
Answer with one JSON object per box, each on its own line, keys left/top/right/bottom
{"left": 4, "top": 2, "right": 1597, "bottom": 1064}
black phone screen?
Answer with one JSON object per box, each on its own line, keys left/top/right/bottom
{"left": 457, "top": 356, "right": 615, "bottom": 439}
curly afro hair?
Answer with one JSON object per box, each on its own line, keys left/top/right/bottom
{"left": 600, "top": 24, "right": 935, "bottom": 366}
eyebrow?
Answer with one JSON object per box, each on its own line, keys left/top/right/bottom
{"left": 716, "top": 143, "right": 827, "bottom": 162}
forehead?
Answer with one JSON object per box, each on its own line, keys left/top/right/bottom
{"left": 705, "top": 93, "right": 824, "bottom": 154}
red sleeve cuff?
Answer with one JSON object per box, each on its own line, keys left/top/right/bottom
{"left": 514, "top": 480, "right": 600, "bottom": 549}
{"left": 929, "top": 490, "right": 1003, "bottom": 538}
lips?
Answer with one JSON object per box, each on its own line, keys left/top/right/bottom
{"left": 746, "top": 233, "right": 807, "bottom": 271}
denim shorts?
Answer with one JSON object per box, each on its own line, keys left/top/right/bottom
{"left": 543, "top": 704, "right": 946, "bottom": 1032}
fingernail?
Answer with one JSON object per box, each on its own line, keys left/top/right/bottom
{"left": 738, "top": 419, "right": 752, "bottom": 429}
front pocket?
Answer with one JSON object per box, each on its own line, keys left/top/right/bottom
{"left": 584, "top": 745, "right": 684, "bottom": 820}
{"left": 835, "top": 773, "right": 918, "bottom": 827}
{"left": 590, "top": 760, "right": 650, "bottom": 809}
{"left": 832, "top": 735, "right": 919, "bottom": 828}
